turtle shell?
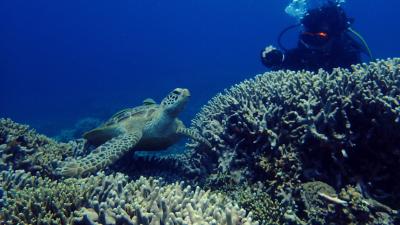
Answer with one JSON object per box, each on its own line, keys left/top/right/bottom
{"left": 83, "top": 101, "right": 159, "bottom": 146}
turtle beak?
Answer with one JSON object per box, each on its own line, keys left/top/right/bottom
{"left": 182, "top": 88, "right": 190, "bottom": 97}
{"left": 173, "top": 88, "right": 190, "bottom": 97}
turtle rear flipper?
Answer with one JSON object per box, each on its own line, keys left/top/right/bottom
{"left": 55, "top": 132, "right": 142, "bottom": 177}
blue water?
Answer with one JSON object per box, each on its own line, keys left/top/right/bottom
{"left": 1, "top": 0, "right": 399, "bottom": 136}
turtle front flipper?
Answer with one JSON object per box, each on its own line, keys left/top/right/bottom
{"left": 177, "top": 127, "right": 211, "bottom": 148}
{"left": 55, "top": 132, "right": 142, "bottom": 177}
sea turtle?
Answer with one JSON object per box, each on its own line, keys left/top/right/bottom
{"left": 55, "top": 88, "right": 210, "bottom": 177}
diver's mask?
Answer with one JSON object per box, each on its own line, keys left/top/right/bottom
{"left": 300, "top": 31, "right": 332, "bottom": 50}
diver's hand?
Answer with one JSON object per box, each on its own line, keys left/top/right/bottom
{"left": 261, "top": 45, "right": 284, "bottom": 68}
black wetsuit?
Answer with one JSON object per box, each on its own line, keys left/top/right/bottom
{"left": 263, "top": 32, "right": 363, "bottom": 72}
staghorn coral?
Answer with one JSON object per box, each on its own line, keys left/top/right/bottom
{"left": 0, "top": 118, "right": 86, "bottom": 175}
{"left": 0, "top": 168, "right": 258, "bottom": 225}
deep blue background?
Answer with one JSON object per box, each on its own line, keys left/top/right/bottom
{"left": 1, "top": 0, "right": 399, "bottom": 136}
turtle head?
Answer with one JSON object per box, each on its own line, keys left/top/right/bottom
{"left": 161, "top": 88, "right": 190, "bottom": 116}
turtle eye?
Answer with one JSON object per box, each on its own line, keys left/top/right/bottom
{"left": 172, "top": 90, "right": 181, "bottom": 95}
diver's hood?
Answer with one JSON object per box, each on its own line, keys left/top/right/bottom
{"left": 301, "top": 2, "right": 352, "bottom": 36}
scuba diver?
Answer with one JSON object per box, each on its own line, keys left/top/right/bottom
{"left": 261, "top": 1, "right": 372, "bottom": 72}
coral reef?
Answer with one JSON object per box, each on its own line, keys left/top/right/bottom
{"left": 186, "top": 58, "right": 400, "bottom": 186}
{"left": 228, "top": 182, "right": 284, "bottom": 224}
{"left": 0, "top": 169, "right": 98, "bottom": 224}
{"left": 0, "top": 118, "right": 86, "bottom": 175}
{"left": 182, "top": 58, "right": 400, "bottom": 223}
{"left": 336, "top": 185, "right": 398, "bottom": 225}
{"left": 0, "top": 115, "right": 256, "bottom": 224}
{"left": 300, "top": 181, "right": 338, "bottom": 224}
{"left": 298, "top": 181, "right": 398, "bottom": 225}
{"left": 2, "top": 58, "right": 400, "bottom": 224}
{"left": 73, "top": 174, "right": 258, "bottom": 225}
{"left": 0, "top": 169, "right": 257, "bottom": 225}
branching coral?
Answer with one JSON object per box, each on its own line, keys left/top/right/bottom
{"left": 73, "top": 173, "right": 258, "bottom": 225}
{"left": 184, "top": 59, "right": 400, "bottom": 209}
{"left": 0, "top": 169, "right": 101, "bottom": 224}
{"left": 0, "top": 118, "right": 86, "bottom": 174}
{"left": 2, "top": 58, "right": 400, "bottom": 224}
{"left": 0, "top": 169, "right": 258, "bottom": 225}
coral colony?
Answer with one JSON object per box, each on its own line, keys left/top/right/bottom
{"left": 1, "top": 59, "right": 400, "bottom": 224}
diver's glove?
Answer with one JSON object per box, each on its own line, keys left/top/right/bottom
{"left": 261, "top": 45, "right": 284, "bottom": 68}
